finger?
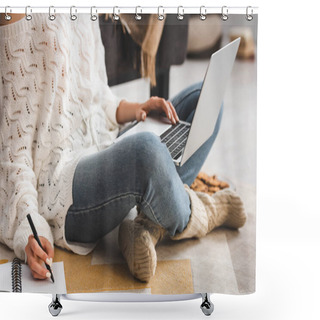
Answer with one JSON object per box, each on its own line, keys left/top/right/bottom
{"left": 158, "top": 98, "right": 175, "bottom": 124}
{"left": 30, "top": 268, "right": 51, "bottom": 280}
{"left": 30, "top": 237, "right": 49, "bottom": 265}
{"left": 148, "top": 97, "right": 175, "bottom": 124}
{"left": 28, "top": 255, "right": 51, "bottom": 279}
{"left": 139, "top": 110, "right": 147, "bottom": 121}
{"left": 41, "top": 238, "right": 54, "bottom": 267}
{"left": 40, "top": 237, "right": 54, "bottom": 261}
{"left": 168, "top": 101, "right": 179, "bottom": 123}
{"left": 25, "top": 244, "right": 32, "bottom": 265}
{"left": 32, "top": 272, "right": 46, "bottom": 280}
{"left": 31, "top": 269, "right": 51, "bottom": 280}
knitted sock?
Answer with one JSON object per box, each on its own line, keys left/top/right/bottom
{"left": 172, "top": 185, "right": 247, "bottom": 241}
{"left": 118, "top": 213, "right": 166, "bottom": 282}
{"left": 171, "top": 185, "right": 208, "bottom": 240}
{"left": 209, "top": 188, "right": 247, "bottom": 229}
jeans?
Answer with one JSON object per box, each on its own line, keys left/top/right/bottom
{"left": 65, "top": 82, "right": 223, "bottom": 243}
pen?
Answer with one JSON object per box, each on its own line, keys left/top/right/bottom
{"left": 26, "top": 214, "right": 55, "bottom": 283}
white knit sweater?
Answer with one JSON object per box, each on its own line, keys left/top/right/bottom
{"left": 0, "top": 14, "right": 122, "bottom": 262}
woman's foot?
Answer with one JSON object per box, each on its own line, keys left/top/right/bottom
{"left": 118, "top": 213, "right": 166, "bottom": 282}
{"left": 172, "top": 185, "right": 247, "bottom": 240}
{"left": 210, "top": 188, "right": 247, "bottom": 229}
{"left": 196, "top": 188, "right": 247, "bottom": 231}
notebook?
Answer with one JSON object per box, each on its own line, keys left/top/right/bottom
{"left": 0, "top": 258, "right": 67, "bottom": 294}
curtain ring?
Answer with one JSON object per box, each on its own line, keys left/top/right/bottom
{"left": 135, "top": 6, "right": 142, "bottom": 21}
{"left": 246, "top": 6, "right": 253, "bottom": 21}
{"left": 177, "top": 6, "right": 184, "bottom": 21}
{"left": 158, "top": 6, "right": 165, "bottom": 21}
{"left": 49, "top": 6, "right": 56, "bottom": 21}
{"left": 90, "top": 6, "right": 98, "bottom": 21}
{"left": 200, "top": 6, "right": 207, "bottom": 21}
{"left": 4, "top": 6, "right": 12, "bottom": 21}
{"left": 25, "top": 6, "right": 32, "bottom": 21}
{"left": 113, "top": 6, "right": 120, "bottom": 21}
{"left": 221, "top": 6, "right": 229, "bottom": 21}
{"left": 70, "top": 6, "right": 77, "bottom": 21}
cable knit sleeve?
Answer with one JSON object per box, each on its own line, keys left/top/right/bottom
{"left": 0, "top": 25, "right": 54, "bottom": 262}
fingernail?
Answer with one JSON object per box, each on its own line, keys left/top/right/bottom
{"left": 46, "top": 258, "right": 52, "bottom": 266}
{"left": 46, "top": 272, "right": 51, "bottom": 278}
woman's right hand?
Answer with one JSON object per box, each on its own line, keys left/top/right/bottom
{"left": 25, "top": 235, "right": 54, "bottom": 280}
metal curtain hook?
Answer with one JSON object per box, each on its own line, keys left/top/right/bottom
{"left": 177, "top": 6, "right": 184, "bottom": 21}
{"left": 90, "top": 6, "right": 98, "bottom": 21}
{"left": 135, "top": 6, "right": 142, "bottom": 20}
{"left": 49, "top": 6, "right": 56, "bottom": 21}
{"left": 113, "top": 6, "right": 120, "bottom": 21}
{"left": 25, "top": 6, "right": 32, "bottom": 21}
{"left": 5, "top": 6, "right": 12, "bottom": 21}
{"left": 70, "top": 6, "right": 77, "bottom": 21}
{"left": 221, "top": 6, "right": 229, "bottom": 21}
{"left": 200, "top": 6, "right": 207, "bottom": 20}
{"left": 158, "top": 6, "right": 165, "bottom": 21}
{"left": 246, "top": 6, "right": 253, "bottom": 21}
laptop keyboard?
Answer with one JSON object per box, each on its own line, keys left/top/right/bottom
{"left": 160, "top": 122, "right": 190, "bottom": 160}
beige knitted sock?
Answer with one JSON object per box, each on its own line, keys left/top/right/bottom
{"left": 118, "top": 213, "right": 166, "bottom": 282}
{"left": 172, "top": 185, "right": 247, "bottom": 241}
{"left": 171, "top": 185, "right": 208, "bottom": 240}
{"left": 208, "top": 188, "right": 247, "bottom": 229}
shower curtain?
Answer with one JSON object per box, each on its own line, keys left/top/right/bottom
{"left": 0, "top": 9, "right": 257, "bottom": 297}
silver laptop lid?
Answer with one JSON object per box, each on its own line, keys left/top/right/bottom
{"left": 180, "top": 38, "right": 240, "bottom": 166}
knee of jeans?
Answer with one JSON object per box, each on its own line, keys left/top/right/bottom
{"left": 132, "top": 131, "right": 162, "bottom": 151}
{"left": 188, "top": 81, "right": 203, "bottom": 101}
{"left": 194, "top": 81, "right": 203, "bottom": 91}
{"left": 184, "top": 81, "right": 203, "bottom": 94}
{"left": 133, "top": 132, "right": 174, "bottom": 176}
{"left": 186, "top": 82, "right": 202, "bottom": 101}
{"left": 133, "top": 131, "right": 168, "bottom": 158}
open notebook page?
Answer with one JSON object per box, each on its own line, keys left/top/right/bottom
{"left": 0, "top": 261, "right": 67, "bottom": 294}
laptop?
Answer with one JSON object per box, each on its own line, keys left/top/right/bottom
{"left": 115, "top": 38, "right": 240, "bottom": 167}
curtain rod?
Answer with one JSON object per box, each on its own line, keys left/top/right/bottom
{"left": 0, "top": 6, "right": 259, "bottom": 15}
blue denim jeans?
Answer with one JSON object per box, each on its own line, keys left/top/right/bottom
{"left": 65, "top": 82, "right": 223, "bottom": 243}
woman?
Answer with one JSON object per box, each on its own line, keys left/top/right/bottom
{"left": 0, "top": 13, "right": 246, "bottom": 283}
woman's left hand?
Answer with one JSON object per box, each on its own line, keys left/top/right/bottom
{"left": 116, "top": 97, "right": 180, "bottom": 125}
{"left": 136, "top": 97, "right": 180, "bottom": 125}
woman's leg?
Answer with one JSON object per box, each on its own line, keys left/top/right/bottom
{"left": 116, "top": 84, "right": 223, "bottom": 282}
{"left": 65, "top": 132, "right": 191, "bottom": 243}
{"left": 170, "top": 82, "right": 224, "bottom": 186}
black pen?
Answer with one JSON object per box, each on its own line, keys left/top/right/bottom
{"left": 26, "top": 214, "right": 55, "bottom": 283}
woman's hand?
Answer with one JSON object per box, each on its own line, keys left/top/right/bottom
{"left": 25, "top": 235, "right": 54, "bottom": 280}
{"left": 137, "top": 97, "right": 180, "bottom": 124}
{"left": 116, "top": 97, "right": 180, "bottom": 125}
